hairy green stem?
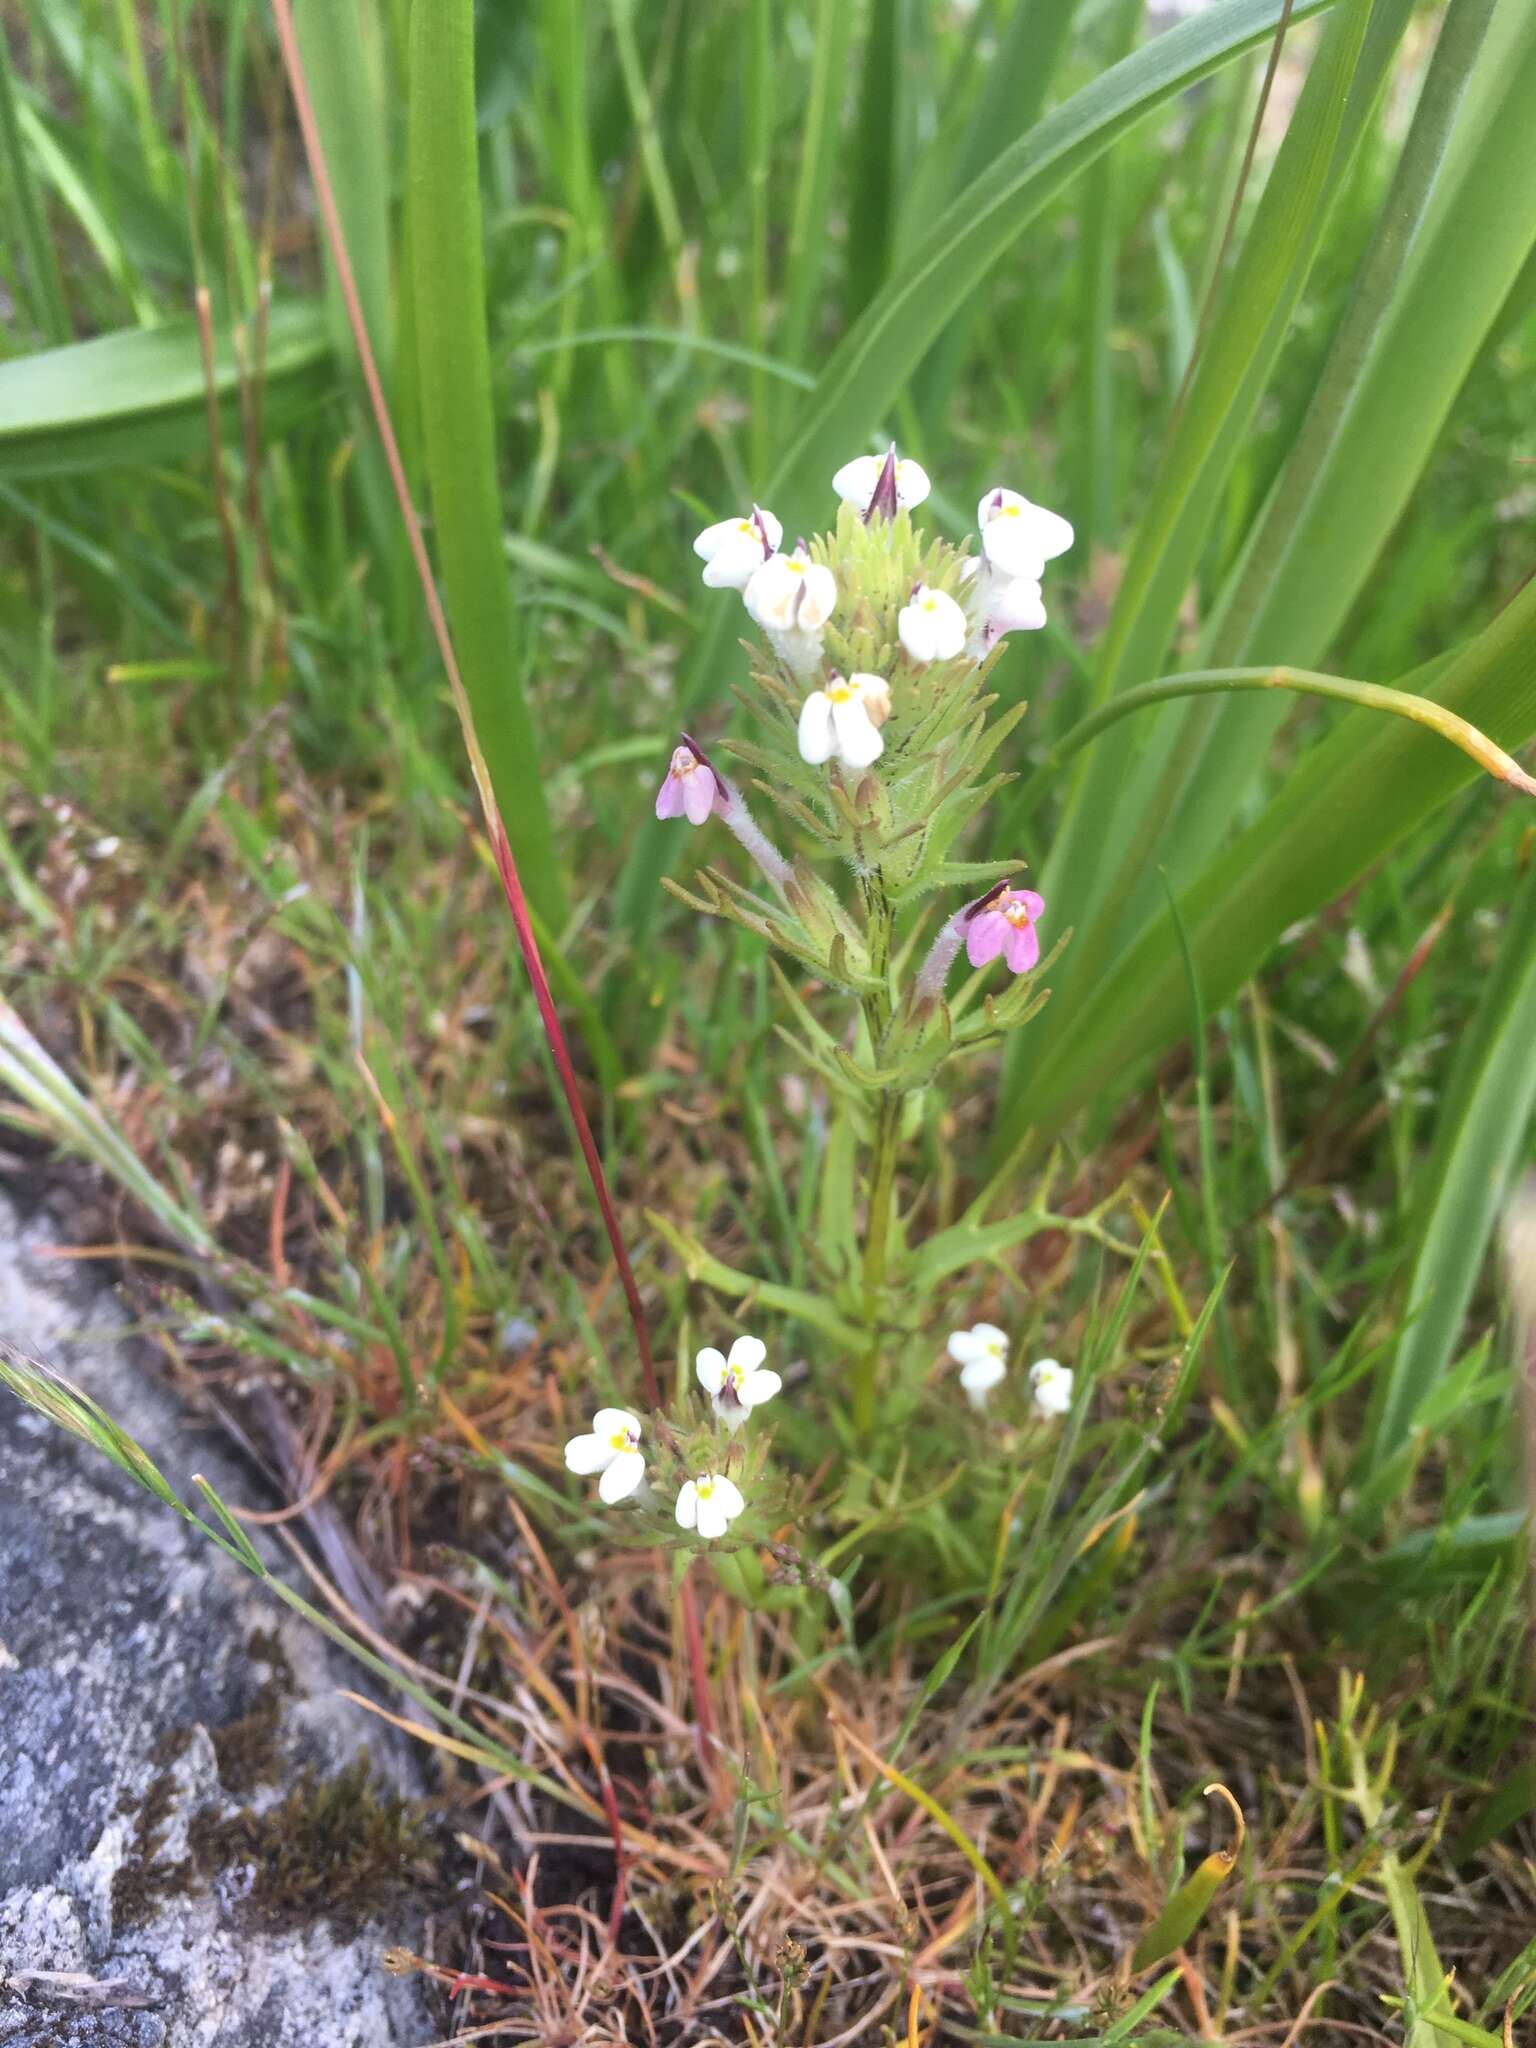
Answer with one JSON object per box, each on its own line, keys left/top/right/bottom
{"left": 853, "top": 1088, "right": 902, "bottom": 1435}
{"left": 851, "top": 873, "right": 901, "bottom": 1435}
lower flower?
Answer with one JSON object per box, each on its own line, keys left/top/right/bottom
{"left": 676, "top": 1472, "right": 746, "bottom": 1540}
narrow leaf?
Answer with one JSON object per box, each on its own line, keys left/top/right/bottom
{"left": 407, "top": 0, "right": 566, "bottom": 927}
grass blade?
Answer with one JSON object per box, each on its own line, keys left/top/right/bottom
{"left": 0, "top": 300, "right": 330, "bottom": 477}
{"left": 778, "top": 0, "right": 856, "bottom": 380}
{"left": 994, "top": 572, "right": 1536, "bottom": 1152}
{"left": 1033, "top": 0, "right": 1402, "bottom": 1007}
{"left": 770, "top": 0, "right": 1343, "bottom": 522}
{"left": 0, "top": 16, "right": 70, "bottom": 341}
{"left": 1159, "top": 0, "right": 1526, "bottom": 888}
{"left": 1369, "top": 844, "right": 1536, "bottom": 1469}
{"left": 406, "top": 0, "right": 566, "bottom": 927}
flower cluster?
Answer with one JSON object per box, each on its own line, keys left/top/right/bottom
{"left": 660, "top": 444, "right": 1072, "bottom": 1002}
{"left": 947, "top": 1323, "right": 1075, "bottom": 1419}
{"left": 563, "top": 1332, "right": 780, "bottom": 1545}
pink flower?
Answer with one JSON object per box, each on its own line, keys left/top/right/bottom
{"left": 655, "top": 741, "right": 724, "bottom": 826}
{"left": 966, "top": 886, "right": 1045, "bottom": 974}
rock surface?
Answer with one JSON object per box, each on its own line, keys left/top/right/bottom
{"left": 0, "top": 1188, "right": 435, "bottom": 2047}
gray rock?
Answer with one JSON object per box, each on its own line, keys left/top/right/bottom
{"left": 0, "top": 1190, "right": 436, "bottom": 2047}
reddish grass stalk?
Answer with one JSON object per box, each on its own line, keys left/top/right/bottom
{"left": 267, "top": 0, "right": 658, "bottom": 1414}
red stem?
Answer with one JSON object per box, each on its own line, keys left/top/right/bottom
{"left": 486, "top": 824, "right": 660, "bottom": 1408}
{"left": 268, "top": 0, "right": 658, "bottom": 1413}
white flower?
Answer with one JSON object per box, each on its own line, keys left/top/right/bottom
{"left": 745, "top": 549, "right": 837, "bottom": 677}
{"left": 696, "top": 1334, "right": 782, "bottom": 1430}
{"left": 984, "top": 574, "right": 1047, "bottom": 635}
{"left": 745, "top": 549, "right": 835, "bottom": 631}
{"left": 797, "top": 671, "right": 890, "bottom": 770}
{"left": 832, "top": 450, "right": 930, "bottom": 514}
{"left": 898, "top": 584, "right": 968, "bottom": 665}
{"left": 1029, "top": 1358, "right": 1074, "bottom": 1419}
{"left": 693, "top": 506, "right": 782, "bottom": 590}
{"left": 948, "top": 1322, "right": 1008, "bottom": 1410}
{"left": 962, "top": 557, "right": 1048, "bottom": 658}
{"left": 564, "top": 1407, "right": 646, "bottom": 1504}
{"left": 675, "top": 1472, "right": 746, "bottom": 1541}
{"left": 977, "top": 487, "right": 1074, "bottom": 581}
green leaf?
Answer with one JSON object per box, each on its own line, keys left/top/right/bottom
{"left": 1155, "top": 0, "right": 1533, "bottom": 893}
{"left": 1034, "top": 0, "right": 1402, "bottom": 1015}
{"left": 995, "top": 572, "right": 1536, "bottom": 1152}
{"left": 844, "top": 0, "right": 907, "bottom": 326}
{"left": 778, "top": 0, "right": 857, "bottom": 380}
{"left": 647, "top": 1210, "right": 865, "bottom": 1348}
{"left": 295, "top": 0, "right": 392, "bottom": 381}
{"left": 1018, "top": 0, "right": 1531, "bottom": 1109}
{"left": 907, "top": 0, "right": 1083, "bottom": 418}
{"left": 0, "top": 22, "right": 69, "bottom": 341}
{"left": 1369, "top": 846, "right": 1536, "bottom": 1469}
{"left": 1451, "top": 1758, "right": 1536, "bottom": 1865}
{"left": 1102, "top": 1967, "right": 1184, "bottom": 2040}
{"left": 771, "top": 0, "right": 1341, "bottom": 524}
{"left": 294, "top": 0, "right": 400, "bottom": 575}
{"left": 0, "top": 300, "right": 331, "bottom": 477}
{"left": 406, "top": 0, "right": 566, "bottom": 928}
{"left": 908, "top": 1206, "right": 1049, "bottom": 1290}
{"left": 1130, "top": 1786, "right": 1245, "bottom": 1971}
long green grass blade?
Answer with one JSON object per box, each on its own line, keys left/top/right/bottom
{"left": 294, "top": 0, "right": 391, "bottom": 380}
{"left": 771, "top": 0, "right": 1342, "bottom": 521}
{"left": 994, "top": 573, "right": 1536, "bottom": 1153}
{"left": 406, "top": 0, "right": 566, "bottom": 927}
{"left": 1075, "top": 0, "right": 1144, "bottom": 551}
{"left": 1004, "top": 0, "right": 1530, "bottom": 1135}
{"left": 1369, "top": 847, "right": 1536, "bottom": 1469}
{"left": 1159, "top": 0, "right": 1531, "bottom": 886}
{"left": 778, "top": 0, "right": 856, "bottom": 380}
{"left": 908, "top": 0, "right": 1082, "bottom": 421}
{"left": 0, "top": 300, "right": 331, "bottom": 476}
{"left": 1033, "top": 0, "right": 1402, "bottom": 1011}
{"left": 0, "top": 22, "right": 72, "bottom": 341}
{"left": 293, "top": 0, "right": 402, "bottom": 591}
{"left": 844, "top": 0, "right": 905, "bottom": 327}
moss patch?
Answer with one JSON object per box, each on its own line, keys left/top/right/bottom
{"left": 209, "top": 1626, "right": 294, "bottom": 1796}
{"left": 189, "top": 1754, "right": 431, "bottom": 1935}
{"left": 111, "top": 1765, "right": 192, "bottom": 1928}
